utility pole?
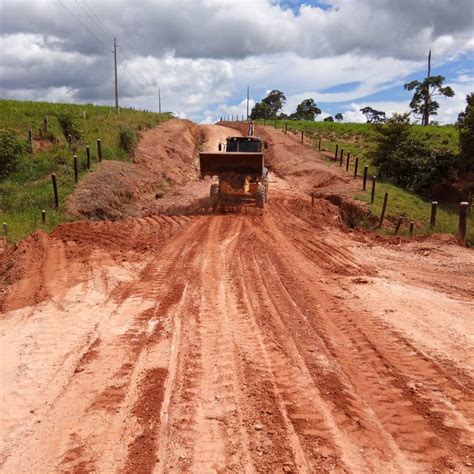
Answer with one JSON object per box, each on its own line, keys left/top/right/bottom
{"left": 113, "top": 37, "right": 119, "bottom": 113}
{"left": 423, "top": 49, "right": 431, "bottom": 126}
{"left": 246, "top": 85, "right": 250, "bottom": 121}
{"left": 158, "top": 88, "right": 161, "bottom": 113}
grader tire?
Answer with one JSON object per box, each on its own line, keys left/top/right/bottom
{"left": 210, "top": 184, "right": 219, "bottom": 207}
{"left": 256, "top": 184, "right": 265, "bottom": 209}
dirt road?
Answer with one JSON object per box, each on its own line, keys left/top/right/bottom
{"left": 0, "top": 124, "right": 473, "bottom": 473}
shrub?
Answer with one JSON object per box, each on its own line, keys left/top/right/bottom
{"left": 0, "top": 129, "right": 24, "bottom": 179}
{"left": 119, "top": 127, "right": 138, "bottom": 157}
{"left": 369, "top": 114, "right": 454, "bottom": 194}
{"left": 57, "top": 111, "right": 81, "bottom": 141}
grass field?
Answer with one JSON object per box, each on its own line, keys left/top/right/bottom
{"left": 256, "top": 119, "right": 472, "bottom": 245}
{"left": 0, "top": 99, "right": 170, "bottom": 241}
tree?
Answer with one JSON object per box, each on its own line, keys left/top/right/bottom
{"left": 323, "top": 116, "right": 334, "bottom": 122}
{"left": 262, "top": 90, "right": 286, "bottom": 117}
{"left": 250, "top": 101, "right": 272, "bottom": 120}
{"left": 458, "top": 93, "right": 474, "bottom": 172}
{"left": 404, "top": 51, "right": 454, "bottom": 125}
{"left": 360, "top": 106, "right": 386, "bottom": 123}
{"left": 335, "top": 113, "right": 344, "bottom": 122}
{"left": 290, "top": 98, "right": 321, "bottom": 121}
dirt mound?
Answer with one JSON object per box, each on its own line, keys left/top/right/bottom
{"left": 0, "top": 215, "right": 192, "bottom": 312}
{"left": 69, "top": 119, "right": 201, "bottom": 220}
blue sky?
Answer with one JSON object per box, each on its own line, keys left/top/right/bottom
{"left": 1, "top": 0, "right": 473, "bottom": 124}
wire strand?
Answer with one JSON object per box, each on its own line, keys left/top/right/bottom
{"left": 56, "top": 0, "right": 109, "bottom": 50}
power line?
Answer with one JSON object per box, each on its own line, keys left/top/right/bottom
{"left": 74, "top": 0, "right": 113, "bottom": 42}
{"left": 56, "top": 0, "right": 109, "bottom": 50}
{"left": 81, "top": 0, "right": 115, "bottom": 40}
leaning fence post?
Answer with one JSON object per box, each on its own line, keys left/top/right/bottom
{"left": 394, "top": 217, "right": 402, "bottom": 235}
{"left": 334, "top": 144, "right": 338, "bottom": 161}
{"left": 86, "top": 146, "right": 91, "bottom": 170}
{"left": 362, "top": 165, "right": 368, "bottom": 190}
{"left": 51, "top": 173, "right": 59, "bottom": 208}
{"left": 430, "top": 201, "right": 438, "bottom": 229}
{"left": 28, "top": 129, "right": 33, "bottom": 152}
{"left": 73, "top": 155, "right": 78, "bottom": 183}
{"left": 353, "top": 156, "right": 359, "bottom": 178}
{"left": 345, "top": 151, "right": 350, "bottom": 171}
{"left": 97, "top": 139, "right": 102, "bottom": 162}
{"left": 409, "top": 221, "right": 415, "bottom": 238}
{"left": 378, "top": 192, "right": 389, "bottom": 228}
{"left": 370, "top": 176, "right": 376, "bottom": 204}
{"left": 458, "top": 202, "right": 468, "bottom": 246}
{"left": 42, "top": 209, "right": 46, "bottom": 224}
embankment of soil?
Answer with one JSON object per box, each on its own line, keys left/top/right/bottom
{"left": 69, "top": 119, "right": 201, "bottom": 220}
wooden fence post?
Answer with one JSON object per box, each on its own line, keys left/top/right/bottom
{"left": 353, "top": 156, "right": 359, "bottom": 178}
{"left": 458, "top": 201, "right": 468, "bottom": 246}
{"left": 363, "top": 165, "right": 368, "bottom": 190}
{"left": 394, "top": 217, "right": 402, "bottom": 235}
{"left": 97, "top": 139, "right": 102, "bottom": 162}
{"left": 318, "top": 136, "right": 321, "bottom": 151}
{"left": 43, "top": 116, "right": 48, "bottom": 134}
{"left": 334, "top": 144, "right": 338, "bottom": 161}
{"left": 28, "top": 129, "right": 33, "bottom": 152}
{"left": 42, "top": 209, "right": 46, "bottom": 224}
{"left": 430, "top": 201, "right": 438, "bottom": 229}
{"left": 2, "top": 222, "right": 8, "bottom": 236}
{"left": 409, "top": 221, "right": 415, "bottom": 238}
{"left": 345, "top": 151, "right": 350, "bottom": 171}
{"left": 86, "top": 146, "right": 91, "bottom": 170}
{"left": 301, "top": 130, "right": 304, "bottom": 143}
{"left": 73, "top": 155, "right": 78, "bottom": 183}
{"left": 51, "top": 173, "right": 59, "bottom": 208}
{"left": 378, "top": 192, "right": 388, "bottom": 228}
{"left": 68, "top": 134, "right": 72, "bottom": 148}
{"left": 371, "top": 176, "right": 376, "bottom": 204}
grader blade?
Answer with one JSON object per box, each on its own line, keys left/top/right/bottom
{"left": 199, "top": 152, "right": 264, "bottom": 178}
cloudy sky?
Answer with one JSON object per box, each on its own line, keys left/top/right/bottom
{"left": 1, "top": 0, "right": 473, "bottom": 124}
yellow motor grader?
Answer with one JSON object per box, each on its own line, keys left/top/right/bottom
{"left": 199, "top": 133, "right": 269, "bottom": 209}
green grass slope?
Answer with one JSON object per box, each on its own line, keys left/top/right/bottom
{"left": 0, "top": 99, "right": 171, "bottom": 241}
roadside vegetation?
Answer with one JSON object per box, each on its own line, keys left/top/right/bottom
{"left": 0, "top": 99, "right": 171, "bottom": 241}
{"left": 254, "top": 115, "right": 472, "bottom": 244}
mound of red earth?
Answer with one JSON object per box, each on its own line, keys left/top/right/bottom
{"left": 69, "top": 119, "right": 201, "bottom": 220}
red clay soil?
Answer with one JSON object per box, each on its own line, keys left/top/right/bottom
{"left": 0, "top": 124, "right": 473, "bottom": 473}
{"left": 69, "top": 119, "right": 201, "bottom": 220}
